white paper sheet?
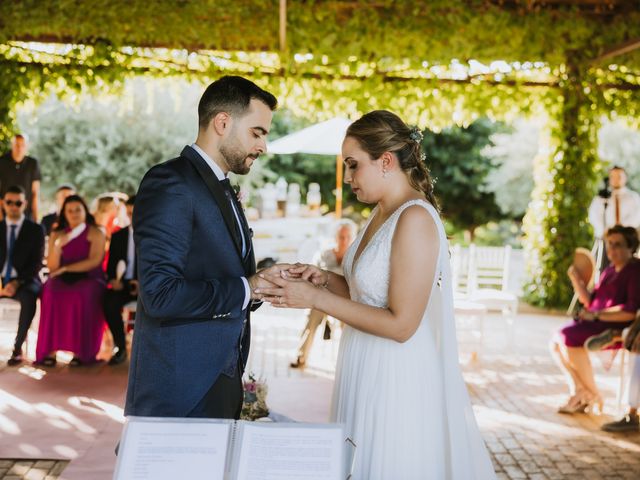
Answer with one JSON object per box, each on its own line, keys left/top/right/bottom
{"left": 115, "top": 420, "right": 230, "bottom": 480}
{"left": 235, "top": 424, "right": 343, "bottom": 480}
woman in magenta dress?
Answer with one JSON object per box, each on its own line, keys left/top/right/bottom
{"left": 35, "top": 195, "right": 107, "bottom": 366}
{"left": 551, "top": 225, "right": 640, "bottom": 413}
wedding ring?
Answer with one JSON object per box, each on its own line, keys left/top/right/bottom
{"left": 278, "top": 296, "right": 283, "bottom": 305}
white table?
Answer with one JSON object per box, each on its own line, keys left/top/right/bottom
{"left": 250, "top": 216, "right": 337, "bottom": 264}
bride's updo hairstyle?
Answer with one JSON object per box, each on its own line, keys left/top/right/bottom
{"left": 346, "top": 110, "right": 439, "bottom": 211}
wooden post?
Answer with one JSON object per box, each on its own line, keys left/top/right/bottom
{"left": 279, "top": 0, "right": 287, "bottom": 53}
{"left": 335, "top": 155, "right": 343, "bottom": 219}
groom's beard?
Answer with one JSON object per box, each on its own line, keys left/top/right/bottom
{"left": 220, "top": 136, "right": 257, "bottom": 175}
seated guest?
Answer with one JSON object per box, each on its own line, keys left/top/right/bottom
{"left": 92, "top": 195, "right": 120, "bottom": 239}
{"left": 290, "top": 220, "right": 357, "bottom": 368}
{"left": 1, "top": 186, "right": 45, "bottom": 365}
{"left": 551, "top": 225, "right": 640, "bottom": 413}
{"left": 41, "top": 184, "right": 75, "bottom": 235}
{"left": 35, "top": 195, "right": 106, "bottom": 366}
{"left": 103, "top": 195, "right": 137, "bottom": 366}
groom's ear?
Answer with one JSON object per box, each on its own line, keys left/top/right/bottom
{"left": 212, "top": 112, "right": 232, "bottom": 136}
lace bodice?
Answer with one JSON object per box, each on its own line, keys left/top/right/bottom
{"left": 343, "top": 199, "right": 439, "bottom": 309}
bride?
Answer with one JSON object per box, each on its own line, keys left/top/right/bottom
{"left": 256, "top": 110, "right": 496, "bottom": 479}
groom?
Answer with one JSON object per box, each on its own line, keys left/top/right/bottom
{"left": 125, "top": 76, "right": 278, "bottom": 419}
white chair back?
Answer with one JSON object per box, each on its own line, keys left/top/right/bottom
{"left": 469, "top": 244, "right": 512, "bottom": 293}
{"left": 450, "top": 244, "right": 472, "bottom": 296}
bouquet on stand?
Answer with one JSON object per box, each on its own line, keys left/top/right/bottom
{"left": 241, "top": 373, "right": 269, "bottom": 421}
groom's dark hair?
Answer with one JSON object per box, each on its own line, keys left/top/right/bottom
{"left": 198, "top": 76, "right": 277, "bottom": 130}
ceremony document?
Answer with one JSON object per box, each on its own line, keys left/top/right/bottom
{"left": 114, "top": 417, "right": 347, "bottom": 480}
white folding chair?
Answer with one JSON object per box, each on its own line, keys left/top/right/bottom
{"left": 467, "top": 244, "right": 519, "bottom": 343}
{"left": 450, "top": 244, "right": 486, "bottom": 360}
{"left": 123, "top": 300, "right": 137, "bottom": 337}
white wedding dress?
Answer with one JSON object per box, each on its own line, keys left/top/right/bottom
{"left": 331, "top": 199, "right": 495, "bottom": 479}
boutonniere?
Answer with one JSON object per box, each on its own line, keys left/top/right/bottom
{"left": 232, "top": 184, "right": 246, "bottom": 205}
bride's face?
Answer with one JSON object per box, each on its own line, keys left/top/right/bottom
{"left": 342, "top": 136, "right": 384, "bottom": 204}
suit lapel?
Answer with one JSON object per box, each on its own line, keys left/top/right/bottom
{"left": 13, "top": 221, "right": 27, "bottom": 266}
{"left": 228, "top": 192, "right": 256, "bottom": 275}
{"left": 181, "top": 146, "right": 244, "bottom": 260}
{"left": 0, "top": 222, "right": 6, "bottom": 268}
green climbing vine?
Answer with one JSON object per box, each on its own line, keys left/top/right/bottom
{"left": 523, "top": 60, "right": 602, "bottom": 307}
{"left": 1, "top": 0, "right": 639, "bottom": 307}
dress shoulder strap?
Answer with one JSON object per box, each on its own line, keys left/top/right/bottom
{"left": 390, "top": 199, "right": 447, "bottom": 248}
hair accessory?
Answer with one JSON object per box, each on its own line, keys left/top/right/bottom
{"left": 409, "top": 126, "right": 423, "bottom": 143}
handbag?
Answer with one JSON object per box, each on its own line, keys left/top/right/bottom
{"left": 58, "top": 272, "right": 88, "bottom": 284}
{"left": 623, "top": 315, "right": 640, "bottom": 354}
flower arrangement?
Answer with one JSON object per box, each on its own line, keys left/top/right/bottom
{"left": 241, "top": 373, "right": 269, "bottom": 421}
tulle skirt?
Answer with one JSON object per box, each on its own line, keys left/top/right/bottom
{"left": 330, "top": 320, "right": 447, "bottom": 479}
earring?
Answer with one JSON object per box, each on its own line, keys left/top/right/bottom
{"left": 382, "top": 169, "right": 387, "bottom": 179}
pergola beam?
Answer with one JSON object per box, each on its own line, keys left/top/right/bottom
{"left": 591, "top": 37, "right": 640, "bottom": 64}
{"left": 5, "top": 55, "right": 640, "bottom": 91}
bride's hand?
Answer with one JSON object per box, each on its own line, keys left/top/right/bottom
{"left": 286, "top": 263, "right": 328, "bottom": 288}
{"left": 255, "top": 271, "right": 321, "bottom": 309}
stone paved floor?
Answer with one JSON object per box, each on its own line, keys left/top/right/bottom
{"left": 456, "top": 312, "right": 640, "bottom": 479}
{"left": 1, "top": 304, "right": 640, "bottom": 479}
{"left": 0, "top": 460, "right": 68, "bottom": 480}
{"left": 249, "top": 306, "right": 640, "bottom": 479}
{"left": 468, "top": 351, "right": 640, "bottom": 479}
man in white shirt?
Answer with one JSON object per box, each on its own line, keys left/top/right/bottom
{"left": 588, "top": 166, "right": 640, "bottom": 238}
{"left": 1, "top": 185, "right": 45, "bottom": 365}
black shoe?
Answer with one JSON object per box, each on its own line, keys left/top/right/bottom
{"left": 69, "top": 357, "right": 83, "bottom": 367}
{"left": 34, "top": 356, "right": 57, "bottom": 367}
{"left": 7, "top": 352, "right": 23, "bottom": 366}
{"left": 601, "top": 415, "right": 640, "bottom": 432}
{"left": 289, "top": 359, "right": 306, "bottom": 369}
{"left": 108, "top": 348, "right": 127, "bottom": 365}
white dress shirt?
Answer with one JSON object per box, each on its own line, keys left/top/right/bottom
{"left": 124, "top": 225, "right": 136, "bottom": 280}
{"left": 191, "top": 143, "right": 251, "bottom": 309}
{"left": 588, "top": 187, "right": 640, "bottom": 238}
{"left": 2, "top": 214, "right": 25, "bottom": 280}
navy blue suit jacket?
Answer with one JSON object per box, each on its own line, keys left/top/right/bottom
{"left": 0, "top": 219, "right": 44, "bottom": 294}
{"left": 125, "top": 146, "right": 256, "bottom": 417}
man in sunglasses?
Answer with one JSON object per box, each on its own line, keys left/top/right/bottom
{"left": 1, "top": 185, "right": 45, "bottom": 365}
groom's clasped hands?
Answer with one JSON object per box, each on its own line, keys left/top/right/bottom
{"left": 249, "top": 263, "right": 328, "bottom": 309}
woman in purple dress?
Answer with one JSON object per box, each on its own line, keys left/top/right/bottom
{"left": 551, "top": 225, "right": 640, "bottom": 413}
{"left": 35, "top": 195, "right": 106, "bottom": 366}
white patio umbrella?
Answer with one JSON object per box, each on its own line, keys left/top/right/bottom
{"left": 268, "top": 117, "right": 352, "bottom": 218}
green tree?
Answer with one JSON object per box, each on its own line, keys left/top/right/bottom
{"left": 423, "top": 118, "right": 507, "bottom": 239}
{"left": 17, "top": 78, "right": 197, "bottom": 205}
{"left": 598, "top": 120, "right": 640, "bottom": 189}
{"left": 483, "top": 119, "right": 541, "bottom": 219}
